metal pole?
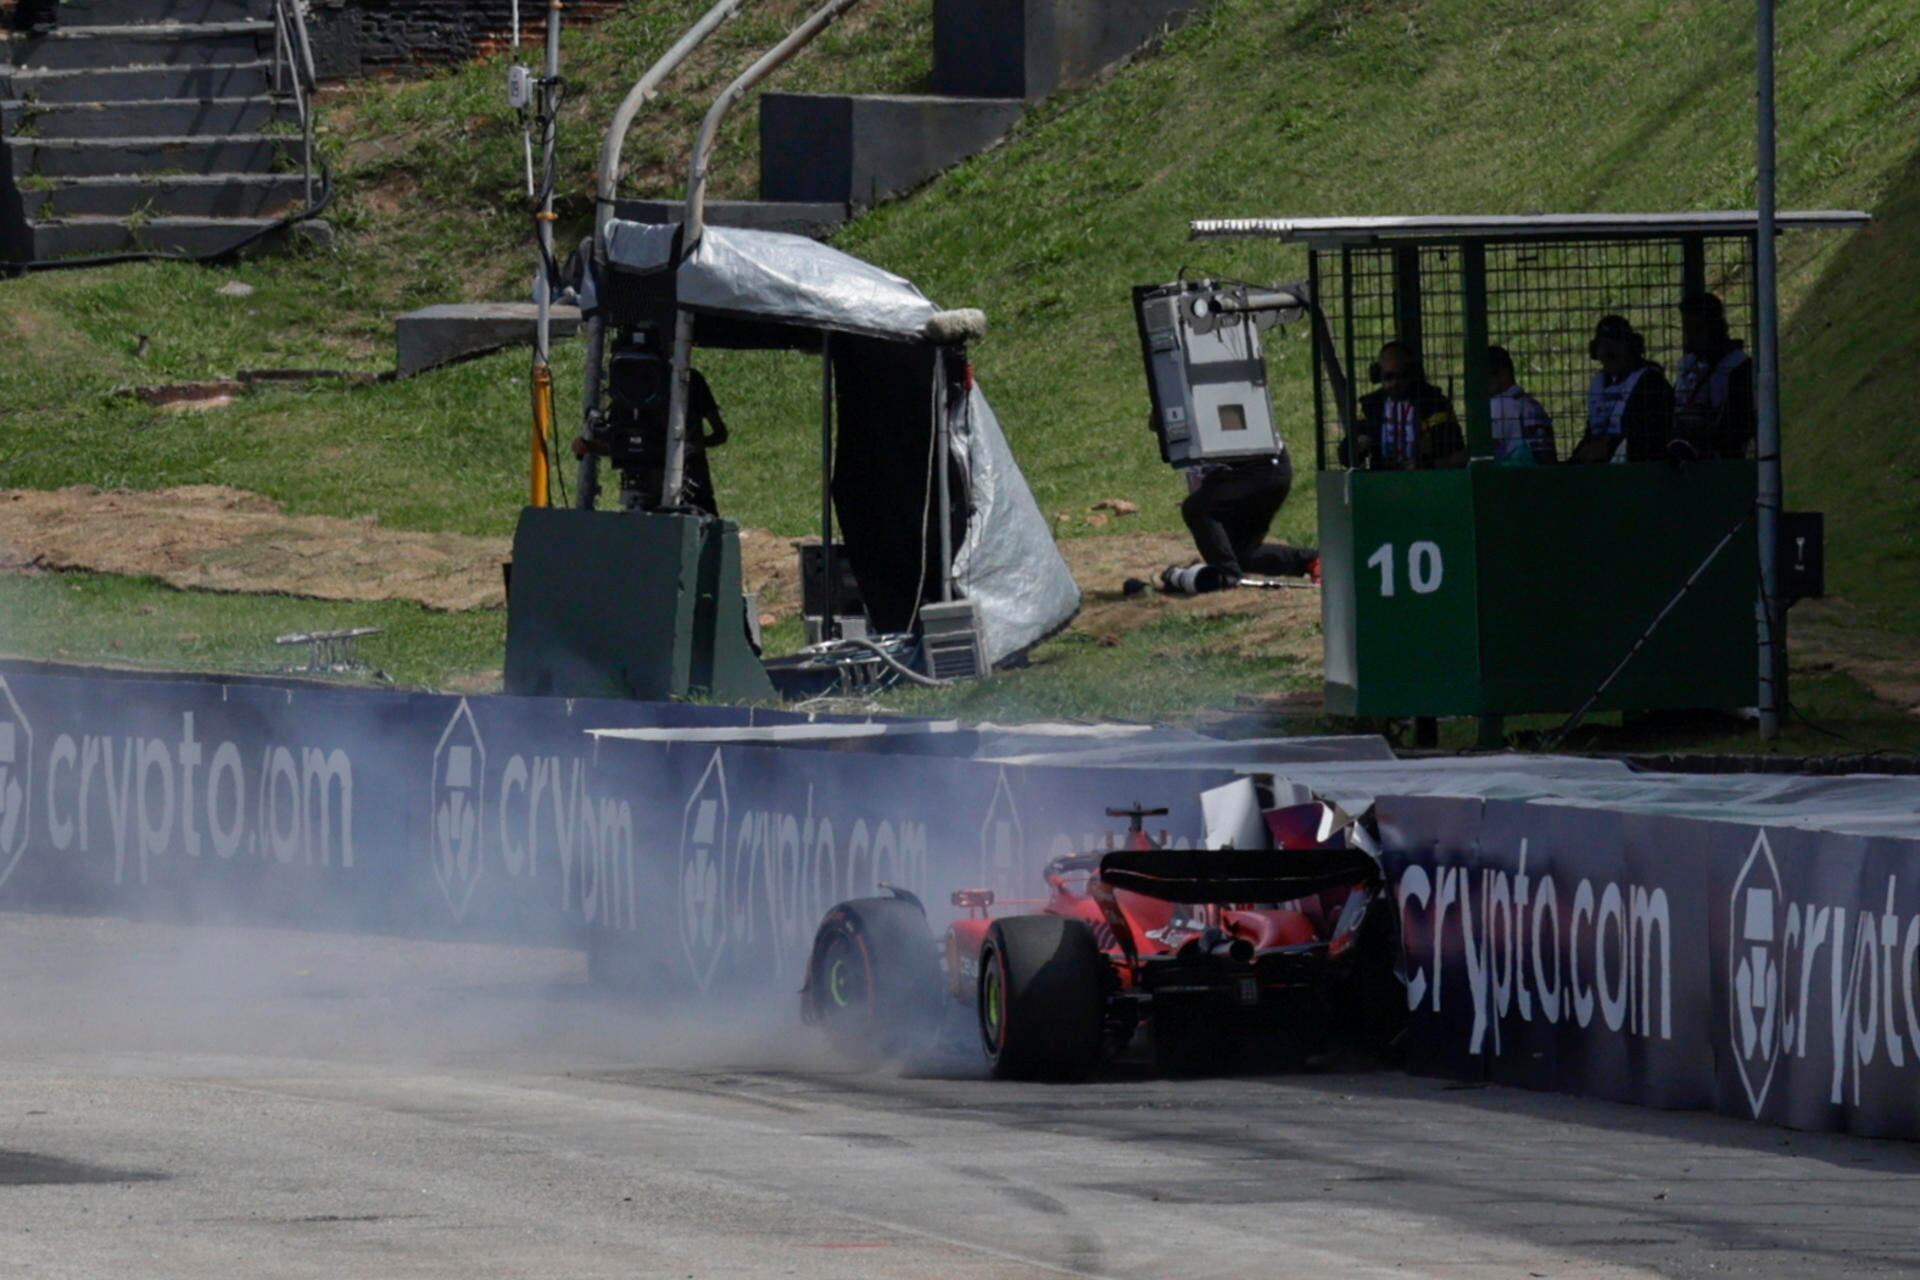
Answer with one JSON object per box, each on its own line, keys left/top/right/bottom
{"left": 576, "top": 0, "right": 750, "bottom": 509}
{"left": 820, "top": 332, "right": 837, "bottom": 639}
{"left": 530, "top": 0, "right": 560, "bottom": 509}
{"left": 659, "top": 306, "right": 697, "bottom": 508}
{"left": 935, "top": 352, "right": 954, "bottom": 602}
{"left": 1755, "top": 0, "right": 1784, "bottom": 738}
{"left": 534, "top": 0, "right": 560, "bottom": 372}
{"left": 663, "top": 0, "right": 863, "bottom": 508}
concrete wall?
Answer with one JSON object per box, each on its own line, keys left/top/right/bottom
{"left": 759, "top": 93, "right": 1027, "bottom": 208}
{"left": 305, "top": 0, "right": 624, "bottom": 78}
{"left": 933, "top": 0, "right": 1204, "bottom": 99}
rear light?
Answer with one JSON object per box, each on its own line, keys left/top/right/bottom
{"left": 951, "top": 888, "right": 995, "bottom": 911}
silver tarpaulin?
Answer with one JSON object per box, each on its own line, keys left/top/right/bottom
{"left": 603, "top": 221, "right": 942, "bottom": 341}
{"left": 953, "top": 385, "right": 1079, "bottom": 664}
{"left": 600, "top": 220, "right": 1079, "bottom": 665}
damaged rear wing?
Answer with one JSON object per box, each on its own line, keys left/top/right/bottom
{"left": 1098, "top": 847, "right": 1379, "bottom": 905}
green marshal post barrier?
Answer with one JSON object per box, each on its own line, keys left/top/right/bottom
{"left": 505, "top": 508, "right": 776, "bottom": 704}
{"left": 1319, "top": 460, "right": 1756, "bottom": 718}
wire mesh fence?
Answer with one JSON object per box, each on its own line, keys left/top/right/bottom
{"left": 1317, "top": 236, "right": 1756, "bottom": 465}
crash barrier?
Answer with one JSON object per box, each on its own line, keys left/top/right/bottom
{"left": 0, "top": 666, "right": 1225, "bottom": 984}
{"left": 1379, "top": 795, "right": 1920, "bottom": 1141}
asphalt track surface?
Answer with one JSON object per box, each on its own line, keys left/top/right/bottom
{"left": 2, "top": 914, "right": 1917, "bottom": 1278}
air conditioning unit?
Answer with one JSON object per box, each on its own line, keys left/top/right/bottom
{"left": 919, "top": 599, "right": 985, "bottom": 682}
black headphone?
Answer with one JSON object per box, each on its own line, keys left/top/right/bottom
{"left": 1589, "top": 317, "right": 1646, "bottom": 361}
{"left": 1369, "top": 343, "right": 1424, "bottom": 384}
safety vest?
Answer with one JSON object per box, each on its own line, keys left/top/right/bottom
{"left": 1674, "top": 346, "right": 1750, "bottom": 432}
{"left": 1587, "top": 367, "right": 1649, "bottom": 464}
{"left": 1379, "top": 397, "right": 1420, "bottom": 464}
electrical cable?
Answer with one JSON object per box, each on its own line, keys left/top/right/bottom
{"left": 836, "top": 635, "right": 952, "bottom": 687}
{"left": 794, "top": 634, "right": 952, "bottom": 689}
{"left": 902, "top": 359, "right": 940, "bottom": 639}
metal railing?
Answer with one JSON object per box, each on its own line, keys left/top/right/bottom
{"left": 270, "top": 0, "right": 320, "bottom": 209}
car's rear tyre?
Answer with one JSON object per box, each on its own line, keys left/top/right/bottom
{"left": 978, "top": 915, "right": 1105, "bottom": 1081}
{"left": 807, "top": 897, "right": 940, "bottom": 1064}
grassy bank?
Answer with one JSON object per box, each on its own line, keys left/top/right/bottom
{"left": 1, "top": 0, "right": 1916, "bottom": 739}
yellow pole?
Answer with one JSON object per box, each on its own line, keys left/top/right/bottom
{"left": 530, "top": 359, "right": 554, "bottom": 507}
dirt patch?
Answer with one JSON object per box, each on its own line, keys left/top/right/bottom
{"left": 1059, "top": 532, "right": 1323, "bottom": 668}
{"left": 360, "top": 169, "right": 422, "bottom": 219}
{"left": 737, "top": 527, "right": 805, "bottom": 623}
{"left": 0, "top": 486, "right": 509, "bottom": 612}
{"left": 1791, "top": 598, "right": 1920, "bottom": 717}
{"left": 0, "top": 487, "right": 1321, "bottom": 666}
{"left": 739, "top": 528, "right": 1321, "bottom": 660}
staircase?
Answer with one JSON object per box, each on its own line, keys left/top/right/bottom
{"left": 628, "top": 0, "right": 1203, "bottom": 236}
{"left": 1, "top": 0, "right": 318, "bottom": 264}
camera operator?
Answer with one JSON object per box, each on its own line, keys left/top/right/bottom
{"left": 1163, "top": 449, "right": 1321, "bottom": 594}
{"left": 572, "top": 340, "right": 729, "bottom": 516}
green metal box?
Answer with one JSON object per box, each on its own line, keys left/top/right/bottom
{"left": 505, "top": 508, "right": 776, "bottom": 704}
{"left": 1319, "top": 460, "right": 1757, "bottom": 718}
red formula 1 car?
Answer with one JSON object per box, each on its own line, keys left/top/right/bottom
{"left": 801, "top": 800, "right": 1402, "bottom": 1079}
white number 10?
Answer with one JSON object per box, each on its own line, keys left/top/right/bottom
{"left": 1366, "top": 541, "right": 1444, "bottom": 597}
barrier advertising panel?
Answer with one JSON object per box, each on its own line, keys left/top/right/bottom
{"left": 0, "top": 668, "right": 1226, "bottom": 990}
{"left": 1380, "top": 795, "right": 1920, "bottom": 1141}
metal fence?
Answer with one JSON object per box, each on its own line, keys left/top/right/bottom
{"left": 1317, "top": 236, "right": 1756, "bottom": 464}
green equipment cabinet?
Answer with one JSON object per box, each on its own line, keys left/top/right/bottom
{"left": 1193, "top": 211, "right": 1869, "bottom": 727}
{"left": 505, "top": 508, "right": 775, "bottom": 704}
{"left": 1318, "top": 462, "right": 1755, "bottom": 717}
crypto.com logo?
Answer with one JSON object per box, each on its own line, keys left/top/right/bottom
{"left": 1731, "top": 831, "right": 1785, "bottom": 1117}
{"left": 0, "top": 678, "right": 31, "bottom": 891}
{"left": 979, "top": 767, "right": 1022, "bottom": 898}
{"left": 679, "top": 751, "right": 729, "bottom": 992}
{"left": 430, "top": 699, "right": 486, "bottom": 923}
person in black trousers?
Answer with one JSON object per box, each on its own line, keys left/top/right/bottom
{"left": 1163, "top": 451, "right": 1320, "bottom": 594}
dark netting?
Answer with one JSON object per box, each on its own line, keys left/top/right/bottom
{"left": 1315, "top": 236, "right": 1756, "bottom": 466}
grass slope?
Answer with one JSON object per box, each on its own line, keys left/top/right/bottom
{"left": 0, "top": 0, "right": 1916, "bottom": 732}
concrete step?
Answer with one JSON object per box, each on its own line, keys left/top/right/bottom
{"left": 613, "top": 197, "right": 847, "bottom": 239}
{"left": 5, "top": 22, "right": 271, "bottom": 71}
{"left": 26, "top": 213, "right": 278, "bottom": 258}
{"left": 46, "top": 0, "right": 270, "bottom": 26}
{"left": 7, "top": 132, "right": 282, "bottom": 176}
{"left": 0, "top": 60, "right": 272, "bottom": 102}
{"left": 758, "top": 93, "right": 1025, "bottom": 208}
{"left": 16, "top": 170, "right": 306, "bottom": 218}
{"left": 932, "top": 0, "right": 1204, "bottom": 99}
{"left": 2, "top": 95, "right": 286, "bottom": 138}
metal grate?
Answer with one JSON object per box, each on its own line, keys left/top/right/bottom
{"left": 1316, "top": 236, "right": 1756, "bottom": 465}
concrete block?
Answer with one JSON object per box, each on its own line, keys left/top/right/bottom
{"left": 7, "top": 134, "right": 281, "bottom": 177}
{"left": 5, "top": 22, "right": 270, "bottom": 71}
{"left": 49, "top": 0, "right": 267, "bottom": 25}
{"left": 2, "top": 96, "right": 285, "bottom": 139}
{"left": 17, "top": 172, "right": 304, "bottom": 219}
{"left": 613, "top": 197, "right": 846, "bottom": 239}
{"left": 759, "top": 93, "right": 1024, "bottom": 208}
{"left": 395, "top": 302, "right": 582, "bottom": 378}
{"left": 932, "top": 0, "right": 1203, "bottom": 99}
{"left": 27, "top": 213, "right": 275, "bottom": 258}
{"left": 0, "top": 61, "right": 272, "bottom": 103}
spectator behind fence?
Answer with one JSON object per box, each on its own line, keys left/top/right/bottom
{"left": 1672, "top": 293, "right": 1756, "bottom": 460}
{"left": 1486, "top": 345, "right": 1556, "bottom": 464}
{"left": 1344, "top": 341, "right": 1467, "bottom": 470}
{"left": 1570, "top": 315, "right": 1674, "bottom": 464}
